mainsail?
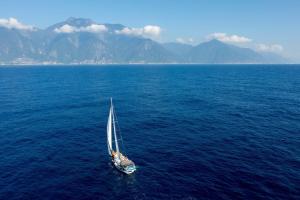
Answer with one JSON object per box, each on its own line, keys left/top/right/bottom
{"left": 107, "top": 98, "right": 120, "bottom": 159}
{"left": 112, "top": 103, "right": 120, "bottom": 159}
{"left": 107, "top": 105, "right": 112, "bottom": 155}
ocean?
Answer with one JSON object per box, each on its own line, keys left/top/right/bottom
{"left": 0, "top": 65, "right": 299, "bottom": 200}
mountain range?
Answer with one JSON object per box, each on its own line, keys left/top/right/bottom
{"left": 0, "top": 17, "right": 289, "bottom": 64}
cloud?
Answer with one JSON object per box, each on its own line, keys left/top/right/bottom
{"left": 0, "top": 17, "right": 34, "bottom": 31}
{"left": 143, "top": 25, "right": 161, "bottom": 37}
{"left": 115, "top": 25, "right": 161, "bottom": 39}
{"left": 207, "top": 32, "right": 252, "bottom": 43}
{"left": 256, "top": 43, "right": 283, "bottom": 53}
{"left": 176, "top": 37, "right": 194, "bottom": 44}
{"left": 83, "top": 24, "right": 107, "bottom": 33}
{"left": 54, "top": 24, "right": 107, "bottom": 33}
{"left": 54, "top": 24, "right": 75, "bottom": 33}
{"left": 206, "top": 32, "right": 284, "bottom": 53}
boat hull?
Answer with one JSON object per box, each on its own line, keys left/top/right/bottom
{"left": 112, "top": 159, "right": 136, "bottom": 174}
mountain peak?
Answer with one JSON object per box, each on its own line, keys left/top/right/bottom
{"left": 46, "top": 17, "right": 96, "bottom": 31}
{"left": 205, "top": 39, "right": 225, "bottom": 45}
{"left": 66, "top": 17, "right": 76, "bottom": 21}
{"left": 64, "top": 17, "right": 94, "bottom": 26}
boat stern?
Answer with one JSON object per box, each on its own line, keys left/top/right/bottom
{"left": 124, "top": 164, "right": 136, "bottom": 174}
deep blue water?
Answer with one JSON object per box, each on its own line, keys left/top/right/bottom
{"left": 0, "top": 65, "right": 299, "bottom": 200}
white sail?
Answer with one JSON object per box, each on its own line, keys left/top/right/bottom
{"left": 112, "top": 105, "right": 120, "bottom": 159}
{"left": 107, "top": 106, "right": 113, "bottom": 155}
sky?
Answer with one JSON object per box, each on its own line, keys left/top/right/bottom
{"left": 0, "top": 0, "right": 299, "bottom": 61}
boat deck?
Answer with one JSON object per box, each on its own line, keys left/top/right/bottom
{"left": 112, "top": 151, "right": 134, "bottom": 167}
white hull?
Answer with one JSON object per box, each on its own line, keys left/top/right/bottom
{"left": 112, "top": 159, "right": 136, "bottom": 174}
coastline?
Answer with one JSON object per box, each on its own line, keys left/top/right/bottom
{"left": 0, "top": 63, "right": 298, "bottom": 67}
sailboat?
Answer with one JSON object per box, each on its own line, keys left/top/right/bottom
{"left": 107, "top": 98, "right": 136, "bottom": 174}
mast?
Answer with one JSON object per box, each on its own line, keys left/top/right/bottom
{"left": 111, "top": 99, "right": 120, "bottom": 159}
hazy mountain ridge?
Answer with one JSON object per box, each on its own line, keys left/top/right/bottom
{"left": 0, "top": 18, "right": 289, "bottom": 64}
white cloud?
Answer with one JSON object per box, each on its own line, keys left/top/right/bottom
{"left": 54, "top": 24, "right": 75, "bottom": 33}
{"left": 115, "top": 25, "right": 161, "bottom": 39}
{"left": 0, "top": 17, "right": 34, "bottom": 31}
{"left": 207, "top": 32, "right": 252, "bottom": 43}
{"left": 206, "top": 32, "right": 284, "bottom": 53}
{"left": 83, "top": 24, "right": 107, "bottom": 33}
{"left": 116, "top": 27, "right": 140, "bottom": 35}
{"left": 143, "top": 25, "right": 161, "bottom": 37}
{"left": 176, "top": 37, "right": 194, "bottom": 44}
{"left": 256, "top": 43, "right": 283, "bottom": 53}
{"left": 54, "top": 24, "right": 107, "bottom": 33}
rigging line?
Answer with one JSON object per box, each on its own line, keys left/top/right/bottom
{"left": 113, "top": 105, "right": 127, "bottom": 154}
